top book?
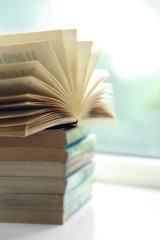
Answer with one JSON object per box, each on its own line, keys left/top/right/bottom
{"left": 0, "top": 29, "right": 115, "bottom": 137}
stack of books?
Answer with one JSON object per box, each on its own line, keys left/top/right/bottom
{"left": 0, "top": 125, "right": 96, "bottom": 224}
{"left": 0, "top": 29, "right": 115, "bottom": 224}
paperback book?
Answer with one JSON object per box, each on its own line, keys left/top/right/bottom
{"left": 0, "top": 29, "right": 115, "bottom": 137}
{"left": 0, "top": 161, "right": 94, "bottom": 194}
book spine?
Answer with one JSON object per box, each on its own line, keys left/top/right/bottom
{"left": 65, "top": 134, "right": 96, "bottom": 159}
{"left": 65, "top": 161, "right": 95, "bottom": 193}
{"left": 66, "top": 126, "right": 90, "bottom": 145}
{"left": 65, "top": 150, "right": 94, "bottom": 177}
{"left": 64, "top": 188, "right": 92, "bottom": 223}
{"left": 64, "top": 176, "right": 95, "bottom": 206}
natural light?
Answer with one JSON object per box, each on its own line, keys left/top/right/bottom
{"left": 51, "top": 0, "right": 160, "bottom": 79}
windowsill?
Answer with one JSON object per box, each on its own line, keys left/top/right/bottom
{"left": 0, "top": 182, "right": 160, "bottom": 240}
{"left": 95, "top": 153, "right": 160, "bottom": 189}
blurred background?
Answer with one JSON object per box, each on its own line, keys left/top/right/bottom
{"left": 0, "top": 0, "right": 159, "bottom": 158}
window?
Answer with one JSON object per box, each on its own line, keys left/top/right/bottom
{"left": 52, "top": 0, "right": 160, "bottom": 157}
{"left": 0, "top": 0, "right": 159, "bottom": 158}
{"left": 50, "top": 0, "right": 160, "bottom": 158}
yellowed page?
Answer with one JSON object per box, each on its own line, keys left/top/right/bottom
{"left": 0, "top": 115, "right": 77, "bottom": 137}
{"left": 0, "top": 115, "right": 76, "bottom": 137}
{"left": 81, "top": 52, "right": 100, "bottom": 99}
{"left": 0, "top": 111, "right": 76, "bottom": 129}
{"left": 0, "top": 99, "right": 71, "bottom": 108}
{"left": 77, "top": 41, "right": 93, "bottom": 94}
{"left": 0, "top": 61, "right": 70, "bottom": 102}
{"left": 80, "top": 83, "right": 114, "bottom": 119}
{"left": 0, "top": 75, "right": 74, "bottom": 115}
{"left": 0, "top": 41, "right": 68, "bottom": 89}
{"left": 0, "top": 30, "right": 70, "bottom": 83}
{"left": 0, "top": 76, "right": 62, "bottom": 98}
{"left": 84, "top": 69, "right": 110, "bottom": 100}
{"left": 62, "top": 29, "right": 77, "bottom": 86}
{"left": 0, "top": 93, "right": 74, "bottom": 117}
{"left": 0, "top": 113, "right": 58, "bottom": 127}
{"left": 0, "top": 109, "right": 49, "bottom": 119}
{"left": 0, "top": 102, "right": 50, "bottom": 110}
{"left": 78, "top": 117, "right": 115, "bottom": 125}
{"left": 0, "top": 94, "right": 57, "bottom": 104}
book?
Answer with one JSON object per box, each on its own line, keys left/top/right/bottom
{"left": 0, "top": 29, "right": 115, "bottom": 137}
{"left": 0, "top": 188, "right": 92, "bottom": 224}
{"left": 0, "top": 176, "right": 94, "bottom": 209}
{"left": 0, "top": 125, "right": 89, "bottom": 148}
{"left": 0, "top": 161, "right": 94, "bottom": 194}
{"left": 0, "top": 135, "right": 95, "bottom": 177}
{"left": 0, "top": 150, "right": 94, "bottom": 178}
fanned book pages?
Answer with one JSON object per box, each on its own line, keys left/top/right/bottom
{"left": 0, "top": 29, "right": 115, "bottom": 137}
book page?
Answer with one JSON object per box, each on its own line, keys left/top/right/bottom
{"left": 0, "top": 30, "right": 71, "bottom": 84}
{"left": 0, "top": 76, "right": 74, "bottom": 116}
{"left": 0, "top": 76, "right": 63, "bottom": 99}
{"left": 0, "top": 94, "right": 57, "bottom": 104}
{"left": 78, "top": 116, "right": 115, "bottom": 125}
{"left": 83, "top": 85, "right": 114, "bottom": 117}
{"left": 0, "top": 102, "right": 51, "bottom": 110}
{"left": 0, "top": 29, "right": 115, "bottom": 137}
{"left": 62, "top": 29, "right": 77, "bottom": 88}
{"left": 0, "top": 112, "right": 59, "bottom": 127}
{"left": 81, "top": 52, "right": 100, "bottom": 99}
{"left": 0, "top": 109, "right": 48, "bottom": 119}
{"left": 0, "top": 114, "right": 77, "bottom": 137}
{"left": 0, "top": 93, "right": 75, "bottom": 117}
{"left": 84, "top": 69, "right": 110, "bottom": 100}
{"left": 77, "top": 41, "right": 93, "bottom": 94}
{"left": 0, "top": 61, "right": 70, "bottom": 102}
{"left": 0, "top": 109, "right": 76, "bottom": 129}
{"left": 0, "top": 112, "right": 76, "bottom": 136}
{"left": 0, "top": 41, "right": 69, "bottom": 89}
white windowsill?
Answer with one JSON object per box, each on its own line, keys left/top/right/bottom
{"left": 95, "top": 153, "right": 160, "bottom": 189}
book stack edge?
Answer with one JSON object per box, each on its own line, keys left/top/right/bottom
{"left": 0, "top": 125, "right": 95, "bottom": 224}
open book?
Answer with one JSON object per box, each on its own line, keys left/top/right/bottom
{"left": 0, "top": 29, "right": 115, "bottom": 137}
